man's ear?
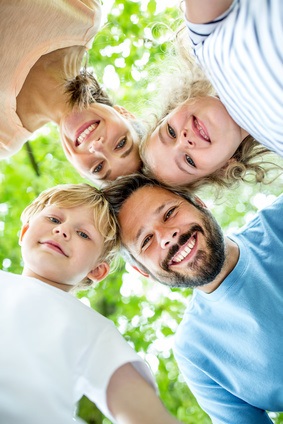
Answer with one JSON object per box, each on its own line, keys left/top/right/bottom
{"left": 113, "top": 105, "right": 136, "bottom": 120}
{"left": 19, "top": 224, "right": 29, "bottom": 245}
{"left": 194, "top": 196, "right": 207, "bottom": 209}
{"left": 131, "top": 265, "right": 149, "bottom": 278}
{"left": 87, "top": 262, "right": 110, "bottom": 283}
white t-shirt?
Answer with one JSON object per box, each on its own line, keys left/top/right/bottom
{"left": 0, "top": 270, "right": 155, "bottom": 424}
{"left": 186, "top": 0, "right": 283, "bottom": 156}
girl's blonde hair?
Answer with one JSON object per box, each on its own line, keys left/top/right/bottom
{"left": 140, "top": 27, "right": 279, "bottom": 192}
{"left": 21, "top": 184, "right": 119, "bottom": 288}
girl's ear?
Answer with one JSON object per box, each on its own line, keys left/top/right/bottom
{"left": 19, "top": 224, "right": 29, "bottom": 245}
{"left": 113, "top": 105, "right": 136, "bottom": 120}
{"left": 131, "top": 265, "right": 149, "bottom": 278}
{"left": 87, "top": 262, "right": 110, "bottom": 283}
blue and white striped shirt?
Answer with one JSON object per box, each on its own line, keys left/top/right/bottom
{"left": 186, "top": 0, "right": 283, "bottom": 156}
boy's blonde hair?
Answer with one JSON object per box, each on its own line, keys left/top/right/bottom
{"left": 140, "top": 26, "right": 278, "bottom": 192}
{"left": 21, "top": 184, "right": 119, "bottom": 287}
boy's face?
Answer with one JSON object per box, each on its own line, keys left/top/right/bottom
{"left": 20, "top": 205, "right": 109, "bottom": 291}
{"left": 144, "top": 96, "right": 244, "bottom": 185}
{"left": 60, "top": 103, "right": 141, "bottom": 183}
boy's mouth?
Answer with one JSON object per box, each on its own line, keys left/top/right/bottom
{"left": 40, "top": 240, "right": 68, "bottom": 257}
{"left": 192, "top": 116, "right": 210, "bottom": 142}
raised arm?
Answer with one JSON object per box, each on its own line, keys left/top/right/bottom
{"left": 184, "top": 0, "right": 233, "bottom": 23}
{"left": 107, "top": 363, "right": 182, "bottom": 424}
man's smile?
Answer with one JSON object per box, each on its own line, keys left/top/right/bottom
{"left": 169, "top": 233, "right": 197, "bottom": 265}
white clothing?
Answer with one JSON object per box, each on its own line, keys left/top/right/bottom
{"left": 0, "top": 0, "right": 101, "bottom": 158}
{"left": 186, "top": 0, "right": 283, "bottom": 156}
{"left": 0, "top": 270, "right": 155, "bottom": 424}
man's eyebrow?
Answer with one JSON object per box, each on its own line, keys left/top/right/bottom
{"left": 135, "top": 203, "right": 167, "bottom": 244}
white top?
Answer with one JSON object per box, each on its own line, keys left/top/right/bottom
{"left": 186, "top": 0, "right": 283, "bottom": 156}
{"left": 0, "top": 0, "right": 101, "bottom": 158}
{"left": 0, "top": 270, "right": 155, "bottom": 424}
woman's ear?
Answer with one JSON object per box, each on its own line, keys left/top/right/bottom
{"left": 113, "top": 105, "right": 136, "bottom": 120}
{"left": 87, "top": 262, "right": 110, "bottom": 283}
{"left": 194, "top": 196, "right": 207, "bottom": 209}
{"left": 19, "top": 224, "right": 29, "bottom": 245}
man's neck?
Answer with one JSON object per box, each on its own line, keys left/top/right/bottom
{"left": 198, "top": 236, "right": 239, "bottom": 294}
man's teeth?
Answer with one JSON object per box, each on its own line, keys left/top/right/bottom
{"left": 173, "top": 237, "right": 196, "bottom": 263}
{"left": 194, "top": 118, "right": 210, "bottom": 141}
{"left": 77, "top": 123, "right": 98, "bottom": 144}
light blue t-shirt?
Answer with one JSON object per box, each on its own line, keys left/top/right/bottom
{"left": 174, "top": 195, "right": 283, "bottom": 423}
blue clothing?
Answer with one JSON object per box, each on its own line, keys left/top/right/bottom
{"left": 186, "top": 0, "right": 283, "bottom": 156}
{"left": 174, "top": 195, "right": 283, "bottom": 423}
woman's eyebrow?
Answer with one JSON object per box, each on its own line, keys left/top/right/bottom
{"left": 121, "top": 140, "right": 134, "bottom": 158}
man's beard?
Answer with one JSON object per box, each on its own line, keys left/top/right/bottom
{"left": 157, "top": 211, "right": 225, "bottom": 289}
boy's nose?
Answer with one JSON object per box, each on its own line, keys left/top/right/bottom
{"left": 179, "top": 129, "right": 196, "bottom": 148}
{"left": 53, "top": 226, "right": 69, "bottom": 239}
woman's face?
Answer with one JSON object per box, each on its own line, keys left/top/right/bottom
{"left": 144, "top": 97, "right": 246, "bottom": 185}
{"left": 60, "top": 104, "right": 141, "bottom": 183}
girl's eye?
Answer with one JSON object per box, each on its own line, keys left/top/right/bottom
{"left": 165, "top": 207, "right": 176, "bottom": 221}
{"left": 167, "top": 123, "right": 176, "bottom": 138}
{"left": 185, "top": 155, "right": 196, "bottom": 168}
{"left": 141, "top": 235, "right": 152, "bottom": 249}
{"left": 93, "top": 162, "right": 103, "bottom": 173}
{"left": 115, "top": 137, "right": 127, "bottom": 150}
{"left": 49, "top": 217, "right": 60, "bottom": 224}
{"left": 77, "top": 231, "right": 89, "bottom": 239}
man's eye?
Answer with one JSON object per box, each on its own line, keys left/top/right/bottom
{"left": 167, "top": 124, "right": 176, "bottom": 138}
{"left": 165, "top": 207, "right": 176, "bottom": 221}
{"left": 93, "top": 162, "right": 103, "bottom": 173}
{"left": 77, "top": 231, "right": 89, "bottom": 239}
{"left": 141, "top": 235, "right": 152, "bottom": 249}
{"left": 49, "top": 217, "right": 60, "bottom": 224}
{"left": 115, "top": 137, "right": 127, "bottom": 150}
{"left": 185, "top": 155, "right": 196, "bottom": 168}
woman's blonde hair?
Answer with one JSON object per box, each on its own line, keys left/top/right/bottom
{"left": 21, "top": 184, "right": 119, "bottom": 288}
{"left": 140, "top": 26, "right": 279, "bottom": 192}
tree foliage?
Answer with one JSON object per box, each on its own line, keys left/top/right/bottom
{"left": 0, "top": 1, "right": 282, "bottom": 423}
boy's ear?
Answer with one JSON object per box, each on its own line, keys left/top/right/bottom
{"left": 131, "top": 265, "right": 149, "bottom": 278}
{"left": 113, "top": 105, "right": 136, "bottom": 120}
{"left": 19, "top": 224, "right": 29, "bottom": 245}
{"left": 87, "top": 262, "right": 110, "bottom": 283}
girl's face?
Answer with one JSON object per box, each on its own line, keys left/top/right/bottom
{"left": 144, "top": 97, "right": 247, "bottom": 185}
{"left": 60, "top": 104, "right": 141, "bottom": 183}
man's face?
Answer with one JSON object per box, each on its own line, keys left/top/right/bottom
{"left": 119, "top": 186, "right": 225, "bottom": 288}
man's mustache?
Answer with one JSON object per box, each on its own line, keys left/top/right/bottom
{"left": 161, "top": 224, "right": 204, "bottom": 271}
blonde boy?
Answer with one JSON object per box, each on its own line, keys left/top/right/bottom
{"left": 0, "top": 184, "right": 181, "bottom": 424}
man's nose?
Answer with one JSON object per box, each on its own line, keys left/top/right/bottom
{"left": 158, "top": 228, "right": 179, "bottom": 249}
{"left": 89, "top": 136, "right": 105, "bottom": 153}
{"left": 53, "top": 225, "right": 70, "bottom": 239}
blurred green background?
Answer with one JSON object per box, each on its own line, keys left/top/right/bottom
{"left": 0, "top": 1, "right": 282, "bottom": 423}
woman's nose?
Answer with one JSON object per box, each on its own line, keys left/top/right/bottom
{"left": 89, "top": 137, "right": 105, "bottom": 153}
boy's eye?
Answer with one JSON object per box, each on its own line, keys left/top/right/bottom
{"left": 77, "top": 231, "right": 89, "bottom": 239}
{"left": 185, "top": 155, "right": 196, "bottom": 168}
{"left": 93, "top": 162, "right": 103, "bottom": 173}
{"left": 165, "top": 207, "right": 176, "bottom": 221}
{"left": 115, "top": 137, "right": 127, "bottom": 150}
{"left": 141, "top": 235, "right": 152, "bottom": 249}
{"left": 49, "top": 217, "right": 60, "bottom": 224}
{"left": 167, "top": 123, "right": 176, "bottom": 138}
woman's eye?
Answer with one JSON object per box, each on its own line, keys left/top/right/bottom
{"left": 141, "top": 235, "right": 152, "bottom": 249}
{"left": 115, "top": 137, "right": 127, "bottom": 150}
{"left": 165, "top": 207, "right": 176, "bottom": 221}
{"left": 77, "top": 231, "right": 89, "bottom": 239}
{"left": 49, "top": 217, "right": 60, "bottom": 224}
{"left": 93, "top": 162, "right": 103, "bottom": 173}
{"left": 185, "top": 155, "right": 196, "bottom": 168}
{"left": 167, "top": 124, "right": 176, "bottom": 138}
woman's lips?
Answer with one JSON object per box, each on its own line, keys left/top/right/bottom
{"left": 75, "top": 121, "right": 100, "bottom": 146}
